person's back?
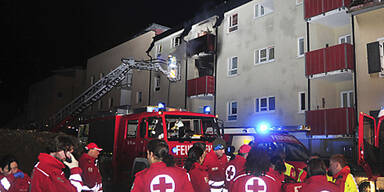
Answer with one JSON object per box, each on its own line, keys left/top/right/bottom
{"left": 184, "top": 146, "right": 210, "bottom": 192}
{"left": 131, "top": 139, "right": 194, "bottom": 192}
{"left": 224, "top": 144, "right": 251, "bottom": 190}
{"left": 300, "top": 175, "right": 339, "bottom": 192}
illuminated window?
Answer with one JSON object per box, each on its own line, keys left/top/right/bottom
{"left": 228, "top": 13, "right": 238, "bottom": 32}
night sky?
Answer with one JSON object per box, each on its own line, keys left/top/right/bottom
{"left": 0, "top": 0, "right": 225, "bottom": 126}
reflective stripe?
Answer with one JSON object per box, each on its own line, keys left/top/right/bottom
{"left": 34, "top": 163, "right": 50, "bottom": 177}
{"left": 1, "top": 177, "right": 11, "bottom": 190}
{"left": 187, "top": 173, "right": 191, "bottom": 181}
{"left": 69, "top": 174, "right": 82, "bottom": 181}
{"left": 232, "top": 174, "right": 248, "bottom": 182}
{"left": 210, "top": 188, "right": 223, "bottom": 192}
{"left": 208, "top": 180, "right": 224, "bottom": 187}
{"left": 264, "top": 174, "right": 276, "bottom": 182}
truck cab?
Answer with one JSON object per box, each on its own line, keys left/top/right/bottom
{"left": 112, "top": 107, "right": 220, "bottom": 181}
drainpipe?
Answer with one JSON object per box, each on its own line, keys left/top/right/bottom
{"left": 185, "top": 49, "right": 188, "bottom": 109}
{"left": 351, "top": 15, "right": 358, "bottom": 129}
{"left": 214, "top": 26, "right": 218, "bottom": 116}
{"left": 307, "top": 22, "right": 311, "bottom": 112}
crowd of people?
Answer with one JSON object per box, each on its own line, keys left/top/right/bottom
{"left": 0, "top": 134, "right": 103, "bottom": 192}
{"left": 0, "top": 135, "right": 360, "bottom": 192}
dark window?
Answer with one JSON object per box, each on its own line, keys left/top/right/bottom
{"left": 367, "top": 41, "right": 381, "bottom": 73}
{"left": 300, "top": 93, "right": 306, "bottom": 111}
{"left": 269, "top": 97, "right": 275, "bottom": 111}
{"left": 139, "top": 119, "right": 147, "bottom": 138}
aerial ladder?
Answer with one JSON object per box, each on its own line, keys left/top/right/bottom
{"left": 47, "top": 56, "right": 180, "bottom": 132}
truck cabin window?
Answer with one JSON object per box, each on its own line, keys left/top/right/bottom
{"left": 165, "top": 115, "right": 218, "bottom": 140}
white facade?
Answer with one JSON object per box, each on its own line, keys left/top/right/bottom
{"left": 216, "top": 0, "right": 307, "bottom": 128}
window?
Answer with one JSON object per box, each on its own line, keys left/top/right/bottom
{"left": 171, "top": 37, "right": 181, "bottom": 48}
{"left": 255, "top": 96, "right": 276, "bottom": 113}
{"left": 339, "top": 34, "right": 352, "bottom": 44}
{"left": 341, "top": 91, "right": 354, "bottom": 108}
{"left": 126, "top": 120, "right": 138, "bottom": 138}
{"left": 148, "top": 117, "right": 164, "bottom": 139}
{"left": 254, "top": 2, "right": 274, "bottom": 18}
{"left": 154, "top": 76, "right": 160, "bottom": 91}
{"left": 255, "top": 4, "right": 265, "bottom": 17}
{"left": 255, "top": 46, "right": 275, "bottom": 64}
{"left": 227, "top": 101, "right": 238, "bottom": 121}
{"left": 136, "top": 91, "right": 142, "bottom": 104}
{"left": 90, "top": 75, "right": 95, "bottom": 85}
{"left": 228, "top": 56, "right": 238, "bottom": 76}
{"left": 298, "top": 37, "right": 305, "bottom": 57}
{"left": 156, "top": 44, "right": 162, "bottom": 57}
{"left": 109, "top": 97, "right": 113, "bottom": 108}
{"left": 296, "top": 0, "right": 303, "bottom": 5}
{"left": 228, "top": 13, "right": 238, "bottom": 32}
{"left": 298, "top": 92, "right": 306, "bottom": 113}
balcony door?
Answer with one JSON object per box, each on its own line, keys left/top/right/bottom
{"left": 340, "top": 90, "right": 354, "bottom": 108}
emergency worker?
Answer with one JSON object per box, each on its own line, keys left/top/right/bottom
{"left": 30, "top": 134, "right": 87, "bottom": 192}
{"left": 131, "top": 139, "right": 194, "bottom": 192}
{"left": 230, "top": 147, "right": 282, "bottom": 192}
{"left": 0, "top": 155, "right": 31, "bottom": 192}
{"left": 299, "top": 158, "right": 339, "bottom": 192}
{"left": 202, "top": 137, "right": 228, "bottom": 191}
{"left": 296, "top": 154, "right": 320, "bottom": 183}
{"left": 79, "top": 143, "right": 103, "bottom": 191}
{"left": 275, "top": 150, "right": 296, "bottom": 181}
{"left": 184, "top": 146, "right": 210, "bottom": 192}
{"left": 224, "top": 144, "right": 251, "bottom": 190}
{"left": 329, "top": 154, "right": 358, "bottom": 192}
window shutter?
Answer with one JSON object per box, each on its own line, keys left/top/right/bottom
{"left": 367, "top": 41, "right": 381, "bottom": 74}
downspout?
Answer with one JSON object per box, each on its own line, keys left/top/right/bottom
{"left": 307, "top": 21, "right": 311, "bottom": 112}
{"left": 185, "top": 49, "right": 188, "bottom": 109}
{"left": 146, "top": 38, "right": 155, "bottom": 106}
{"left": 351, "top": 14, "right": 359, "bottom": 161}
{"left": 214, "top": 27, "right": 218, "bottom": 116}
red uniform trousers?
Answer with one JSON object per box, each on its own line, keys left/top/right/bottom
{"left": 188, "top": 162, "right": 210, "bottom": 192}
{"left": 30, "top": 153, "right": 84, "bottom": 192}
{"left": 131, "top": 162, "right": 194, "bottom": 192}
{"left": 79, "top": 153, "right": 102, "bottom": 191}
{"left": 224, "top": 155, "right": 246, "bottom": 190}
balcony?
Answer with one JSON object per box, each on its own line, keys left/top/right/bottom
{"left": 305, "top": 43, "right": 354, "bottom": 78}
{"left": 305, "top": 0, "right": 351, "bottom": 20}
{"left": 306, "top": 107, "right": 355, "bottom": 135}
{"left": 187, "top": 34, "right": 215, "bottom": 57}
{"left": 187, "top": 76, "right": 214, "bottom": 97}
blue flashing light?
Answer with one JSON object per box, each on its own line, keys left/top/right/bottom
{"left": 257, "top": 122, "right": 270, "bottom": 134}
{"left": 172, "top": 147, "right": 178, "bottom": 154}
{"left": 203, "top": 106, "right": 211, "bottom": 114}
{"left": 158, "top": 102, "right": 166, "bottom": 110}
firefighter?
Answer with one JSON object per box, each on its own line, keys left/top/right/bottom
{"left": 299, "top": 158, "right": 339, "bottom": 192}
{"left": 30, "top": 135, "right": 86, "bottom": 192}
{"left": 0, "top": 155, "right": 31, "bottom": 192}
{"left": 131, "top": 139, "right": 194, "bottom": 192}
{"left": 202, "top": 137, "right": 228, "bottom": 192}
{"left": 328, "top": 154, "right": 358, "bottom": 192}
{"left": 184, "top": 146, "right": 210, "bottom": 192}
{"left": 230, "top": 147, "right": 282, "bottom": 192}
{"left": 224, "top": 144, "right": 251, "bottom": 190}
{"left": 79, "top": 143, "right": 103, "bottom": 192}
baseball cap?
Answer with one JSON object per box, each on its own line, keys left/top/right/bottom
{"left": 212, "top": 138, "right": 226, "bottom": 151}
{"left": 239, "top": 144, "right": 251, "bottom": 154}
{"left": 85, "top": 143, "right": 103, "bottom": 151}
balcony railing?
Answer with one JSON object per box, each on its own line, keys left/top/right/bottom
{"left": 187, "top": 34, "right": 215, "bottom": 57}
{"left": 305, "top": 0, "right": 351, "bottom": 19}
{"left": 306, "top": 107, "right": 355, "bottom": 135}
{"left": 187, "top": 76, "right": 214, "bottom": 97}
{"left": 305, "top": 43, "right": 354, "bottom": 77}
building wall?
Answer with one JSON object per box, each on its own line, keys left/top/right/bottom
{"left": 216, "top": 0, "right": 307, "bottom": 128}
{"left": 27, "top": 68, "right": 86, "bottom": 122}
{"left": 87, "top": 31, "right": 155, "bottom": 112}
{"left": 354, "top": 8, "right": 384, "bottom": 114}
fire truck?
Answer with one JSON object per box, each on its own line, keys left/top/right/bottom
{"left": 222, "top": 127, "right": 310, "bottom": 180}
{"left": 77, "top": 104, "right": 220, "bottom": 185}
{"left": 356, "top": 108, "right": 384, "bottom": 191}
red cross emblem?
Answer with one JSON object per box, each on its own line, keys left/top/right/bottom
{"left": 226, "top": 165, "right": 236, "bottom": 181}
{"left": 245, "top": 177, "right": 266, "bottom": 192}
{"left": 150, "top": 174, "right": 175, "bottom": 192}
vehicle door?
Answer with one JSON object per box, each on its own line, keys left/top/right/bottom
{"left": 122, "top": 118, "right": 139, "bottom": 172}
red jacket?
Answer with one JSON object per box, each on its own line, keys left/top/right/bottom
{"left": 230, "top": 172, "right": 282, "bottom": 192}
{"left": 332, "top": 166, "right": 358, "bottom": 192}
{"left": 188, "top": 162, "right": 210, "bottom": 192}
{"left": 79, "top": 153, "right": 102, "bottom": 191}
{"left": 224, "top": 155, "right": 246, "bottom": 189}
{"left": 0, "top": 172, "right": 31, "bottom": 192}
{"left": 202, "top": 150, "right": 228, "bottom": 182}
{"left": 30, "top": 153, "right": 84, "bottom": 192}
{"left": 131, "top": 162, "right": 194, "bottom": 192}
{"left": 300, "top": 175, "right": 339, "bottom": 192}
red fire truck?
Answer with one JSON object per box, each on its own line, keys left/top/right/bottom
{"left": 79, "top": 105, "right": 220, "bottom": 184}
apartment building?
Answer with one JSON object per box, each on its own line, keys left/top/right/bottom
{"left": 350, "top": 0, "right": 384, "bottom": 141}
{"left": 86, "top": 24, "right": 168, "bottom": 114}
{"left": 26, "top": 67, "right": 86, "bottom": 123}
{"left": 216, "top": 0, "right": 307, "bottom": 131}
